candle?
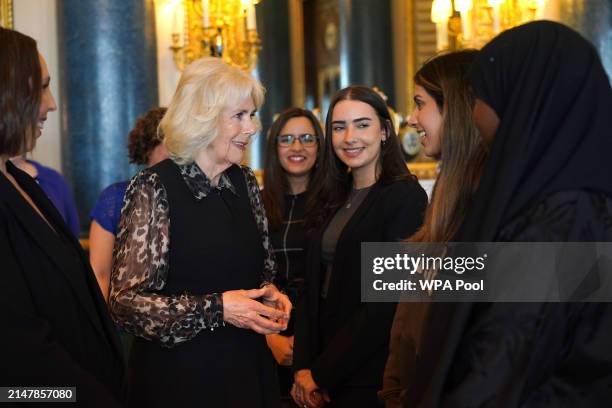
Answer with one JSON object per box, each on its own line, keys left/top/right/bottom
{"left": 492, "top": 5, "right": 500, "bottom": 33}
{"left": 246, "top": 4, "right": 256, "bottom": 31}
{"left": 202, "top": 0, "right": 209, "bottom": 28}
{"left": 455, "top": 0, "right": 473, "bottom": 43}
{"left": 435, "top": 22, "right": 448, "bottom": 51}
{"left": 431, "top": 0, "right": 452, "bottom": 50}
{"left": 172, "top": 6, "right": 179, "bottom": 33}
{"left": 488, "top": 0, "right": 503, "bottom": 34}
{"left": 171, "top": 5, "right": 183, "bottom": 46}
{"left": 461, "top": 10, "right": 472, "bottom": 43}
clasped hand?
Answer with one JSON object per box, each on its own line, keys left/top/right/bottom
{"left": 292, "top": 369, "right": 330, "bottom": 408}
{"left": 222, "top": 285, "right": 291, "bottom": 335}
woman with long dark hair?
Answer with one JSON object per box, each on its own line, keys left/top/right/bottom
{"left": 262, "top": 107, "right": 324, "bottom": 405}
{"left": 0, "top": 27, "right": 124, "bottom": 406}
{"left": 292, "top": 86, "right": 428, "bottom": 407}
{"left": 409, "top": 21, "right": 612, "bottom": 407}
{"left": 379, "top": 50, "right": 486, "bottom": 407}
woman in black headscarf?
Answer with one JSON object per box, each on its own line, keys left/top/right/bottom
{"left": 407, "top": 21, "right": 612, "bottom": 407}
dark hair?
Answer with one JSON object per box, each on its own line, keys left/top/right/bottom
{"left": 410, "top": 50, "right": 487, "bottom": 243}
{"left": 262, "top": 107, "right": 324, "bottom": 231}
{"left": 308, "top": 85, "right": 413, "bottom": 223}
{"left": 127, "top": 107, "right": 167, "bottom": 165}
{"left": 0, "top": 27, "right": 42, "bottom": 157}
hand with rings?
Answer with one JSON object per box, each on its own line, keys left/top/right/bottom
{"left": 291, "top": 369, "right": 330, "bottom": 408}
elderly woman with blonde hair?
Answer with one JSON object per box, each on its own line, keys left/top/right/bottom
{"left": 110, "top": 57, "right": 291, "bottom": 407}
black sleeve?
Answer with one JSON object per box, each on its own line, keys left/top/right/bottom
{"left": 440, "top": 192, "right": 612, "bottom": 407}
{"left": 0, "top": 218, "right": 122, "bottom": 407}
{"left": 292, "top": 287, "right": 315, "bottom": 373}
{"left": 292, "top": 228, "right": 319, "bottom": 372}
{"left": 310, "top": 181, "right": 428, "bottom": 390}
{"left": 382, "top": 181, "right": 428, "bottom": 242}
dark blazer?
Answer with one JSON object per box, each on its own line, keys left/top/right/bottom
{"left": 0, "top": 162, "right": 124, "bottom": 407}
{"left": 294, "top": 178, "right": 427, "bottom": 393}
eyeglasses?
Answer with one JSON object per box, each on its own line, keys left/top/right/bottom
{"left": 277, "top": 133, "right": 319, "bottom": 147}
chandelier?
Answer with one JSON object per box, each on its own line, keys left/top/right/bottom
{"left": 431, "top": 0, "right": 548, "bottom": 51}
{"left": 170, "top": 0, "right": 262, "bottom": 71}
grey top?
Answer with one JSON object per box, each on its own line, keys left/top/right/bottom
{"left": 320, "top": 186, "right": 371, "bottom": 297}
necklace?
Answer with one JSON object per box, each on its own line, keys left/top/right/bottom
{"left": 345, "top": 188, "right": 366, "bottom": 209}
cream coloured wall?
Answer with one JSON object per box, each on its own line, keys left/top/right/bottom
{"left": 13, "top": 0, "right": 62, "bottom": 172}
{"left": 154, "top": 0, "right": 181, "bottom": 107}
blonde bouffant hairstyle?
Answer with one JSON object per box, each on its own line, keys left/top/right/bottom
{"left": 161, "top": 57, "right": 265, "bottom": 164}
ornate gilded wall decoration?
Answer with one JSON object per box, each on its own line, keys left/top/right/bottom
{"left": 0, "top": 0, "right": 13, "bottom": 29}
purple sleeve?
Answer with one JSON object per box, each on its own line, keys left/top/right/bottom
{"left": 90, "top": 182, "right": 129, "bottom": 235}
{"left": 30, "top": 161, "right": 80, "bottom": 237}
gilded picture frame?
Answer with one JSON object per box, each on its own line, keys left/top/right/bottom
{"left": 0, "top": 0, "right": 13, "bottom": 29}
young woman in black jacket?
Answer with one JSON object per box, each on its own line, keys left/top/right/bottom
{"left": 292, "top": 86, "right": 428, "bottom": 407}
{"left": 0, "top": 27, "right": 124, "bottom": 407}
{"left": 262, "top": 107, "right": 325, "bottom": 406}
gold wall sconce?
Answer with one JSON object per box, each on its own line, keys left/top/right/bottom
{"left": 169, "top": 0, "right": 262, "bottom": 71}
{"left": 431, "top": 0, "right": 548, "bottom": 50}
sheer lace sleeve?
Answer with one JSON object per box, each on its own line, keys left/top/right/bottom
{"left": 242, "top": 166, "right": 277, "bottom": 286}
{"left": 109, "top": 169, "right": 224, "bottom": 348}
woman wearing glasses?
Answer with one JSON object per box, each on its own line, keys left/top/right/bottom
{"left": 262, "top": 107, "right": 325, "bottom": 406}
{"left": 292, "top": 86, "right": 428, "bottom": 407}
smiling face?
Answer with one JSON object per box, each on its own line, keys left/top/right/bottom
{"left": 408, "top": 84, "right": 442, "bottom": 159}
{"left": 330, "top": 99, "right": 386, "bottom": 181}
{"left": 25, "top": 53, "right": 57, "bottom": 148}
{"left": 207, "top": 98, "right": 257, "bottom": 166}
{"left": 277, "top": 116, "right": 318, "bottom": 179}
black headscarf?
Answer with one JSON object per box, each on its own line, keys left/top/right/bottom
{"left": 406, "top": 22, "right": 612, "bottom": 406}
{"left": 460, "top": 20, "right": 612, "bottom": 241}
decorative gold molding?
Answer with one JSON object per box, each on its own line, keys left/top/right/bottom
{"left": 170, "top": 0, "right": 262, "bottom": 72}
{"left": 289, "top": 0, "right": 306, "bottom": 107}
{"left": 391, "top": 0, "right": 411, "bottom": 116}
{"left": 0, "top": 0, "right": 14, "bottom": 29}
{"left": 408, "top": 161, "right": 439, "bottom": 180}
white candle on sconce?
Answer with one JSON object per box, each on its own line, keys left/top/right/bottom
{"left": 172, "top": 7, "right": 179, "bottom": 34}
{"left": 171, "top": 4, "right": 183, "bottom": 46}
{"left": 246, "top": 3, "right": 257, "bottom": 31}
{"left": 202, "top": 0, "right": 210, "bottom": 28}
{"left": 455, "top": 0, "right": 473, "bottom": 44}
{"left": 489, "top": 0, "right": 502, "bottom": 34}
{"left": 462, "top": 11, "right": 472, "bottom": 43}
{"left": 435, "top": 22, "right": 448, "bottom": 51}
{"left": 492, "top": 6, "right": 500, "bottom": 33}
{"left": 431, "top": 0, "right": 452, "bottom": 51}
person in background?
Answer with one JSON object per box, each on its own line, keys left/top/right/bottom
{"left": 11, "top": 155, "right": 80, "bottom": 237}
{"left": 292, "top": 86, "right": 428, "bottom": 407}
{"left": 0, "top": 27, "right": 124, "bottom": 406}
{"left": 262, "top": 107, "right": 325, "bottom": 406}
{"left": 110, "top": 56, "right": 291, "bottom": 407}
{"left": 89, "top": 107, "right": 168, "bottom": 302}
{"left": 378, "top": 50, "right": 486, "bottom": 407}
{"left": 408, "top": 21, "right": 612, "bottom": 407}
